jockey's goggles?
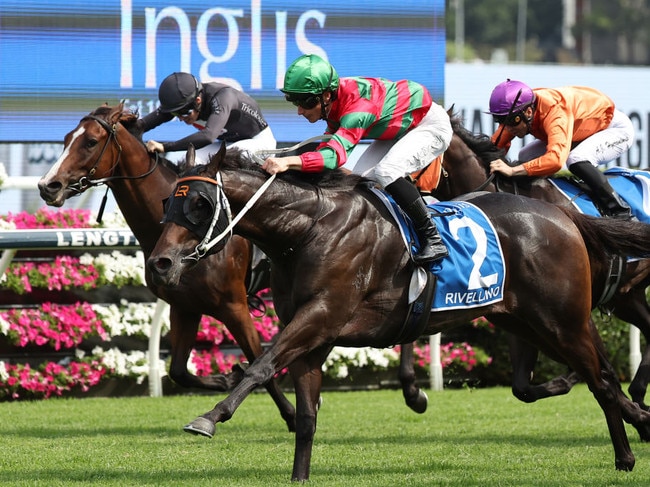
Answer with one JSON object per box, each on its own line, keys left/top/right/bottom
{"left": 493, "top": 111, "right": 524, "bottom": 127}
{"left": 172, "top": 106, "right": 195, "bottom": 118}
{"left": 285, "top": 94, "right": 320, "bottom": 110}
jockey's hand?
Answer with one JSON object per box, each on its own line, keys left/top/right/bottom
{"left": 146, "top": 140, "right": 164, "bottom": 154}
{"left": 490, "top": 158, "right": 527, "bottom": 177}
{"left": 262, "top": 156, "right": 302, "bottom": 174}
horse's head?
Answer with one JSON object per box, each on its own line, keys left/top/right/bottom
{"left": 147, "top": 144, "right": 234, "bottom": 286}
{"left": 38, "top": 103, "right": 140, "bottom": 206}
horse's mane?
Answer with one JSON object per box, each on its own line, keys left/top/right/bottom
{"left": 188, "top": 148, "right": 368, "bottom": 191}
{"left": 450, "top": 113, "right": 507, "bottom": 168}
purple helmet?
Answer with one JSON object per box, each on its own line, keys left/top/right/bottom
{"left": 488, "top": 79, "right": 535, "bottom": 116}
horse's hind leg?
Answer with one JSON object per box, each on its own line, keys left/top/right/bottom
{"left": 599, "top": 358, "right": 650, "bottom": 443}
{"left": 167, "top": 307, "right": 231, "bottom": 390}
{"left": 610, "top": 289, "right": 650, "bottom": 412}
{"left": 399, "top": 342, "right": 428, "bottom": 414}
{"left": 508, "top": 334, "right": 579, "bottom": 403}
{"left": 560, "top": 325, "right": 636, "bottom": 471}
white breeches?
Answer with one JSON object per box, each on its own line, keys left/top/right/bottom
{"left": 352, "top": 102, "right": 453, "bottom": 187}
{"left": 518, "top": 109, "right": 634, "bottom": 168}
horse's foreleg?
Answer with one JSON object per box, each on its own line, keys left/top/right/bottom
{"left": 183, "top": 316, "right": 315, "bottom": 435}
{"left": 398, "top": 342, "right": 427, "bottom": 413}
{"left": 288, "top": 348, "right": 330, "bottom": 482}
{"left": 221, "top": 305, "right": 296, "bottom": 432}
{"left": 184, "top": 350, "right": 279, "bottom": 438}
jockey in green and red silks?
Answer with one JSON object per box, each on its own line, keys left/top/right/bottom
{"left": 262, "top": 54, "right": 452, "bottom": 266}
{"left": 300, "top": 76, "right": 433, "bottom": 172}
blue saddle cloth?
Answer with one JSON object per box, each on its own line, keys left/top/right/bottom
{"left": 550, "top": 167, "right": 650, "bottom": 222}
{"left": 370, "top": 189, "right": 505, "bottom": 312}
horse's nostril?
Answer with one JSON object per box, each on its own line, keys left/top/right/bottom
{"left": 149, "top": 257, "right": 171, "bottom": 274}
{"left": 39, "top": 181, "right": 62, "bottom": 196}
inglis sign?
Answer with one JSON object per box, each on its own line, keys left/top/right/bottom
{"left": 0, "top": 1, "right": 445, "bottom": 144}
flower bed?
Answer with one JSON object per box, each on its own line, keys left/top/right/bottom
{"left": 0, "top": 208, "right": 493, "bottom": 399}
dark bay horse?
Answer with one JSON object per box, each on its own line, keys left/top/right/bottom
{"left": 146, "top": 144, "right": 650, "bottom": 480}
{"left": 37, "top": 104, "right": 296, "bottom": 431}
{"left": 430, "top": 115, "right": 650, "bottom": 410}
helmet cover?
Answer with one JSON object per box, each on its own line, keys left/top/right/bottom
{"left": 488, "top": 79, "right": 535, "bottom": 116}
{"left": 158, "top": 72, "right": 202, "bottom": 113}
{"left": 281, "top": 54, "right": 340, "bottom": 96}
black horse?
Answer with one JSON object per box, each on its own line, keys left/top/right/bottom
{"left": 147, "top": 145, "right": 650, "bottom": 481}
{"left": 422, "top": 114, "right": 650, "bottom": 410}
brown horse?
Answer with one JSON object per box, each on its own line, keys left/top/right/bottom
{"left": 146, "top": 144, "right": 650, "bottom": 480}
{"left": 427, "top": 115, "right": 650, "bottom": 411}
{"left": 36, "top": 104, "right": 296, "bottom": 431}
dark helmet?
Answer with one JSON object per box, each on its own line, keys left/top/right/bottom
{"left": 158, "top": 72, "right": 202, "bottom": 113}
{"left": 281, "top": 54, "right": 339, "bottom": 96}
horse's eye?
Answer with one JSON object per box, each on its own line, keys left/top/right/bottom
{"left": 86, "top": 139, "right": 98, "bottom": 149}
{"left": 184, "top": 196, "right": 213, "bottom": 225}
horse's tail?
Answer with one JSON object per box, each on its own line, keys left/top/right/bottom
{"left": 557, "top": 206, "right": 650, "bottom": 259}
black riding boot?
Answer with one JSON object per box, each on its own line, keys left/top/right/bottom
{"left": 385, "top": 177, "right": 448, "bottom": 265}
{"left": 569, "top": 160, "right": 632, "bottom": 220}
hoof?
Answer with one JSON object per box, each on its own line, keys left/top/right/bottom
{"left": 615, "top": 454, "right": 635, "bottom": 472}
{"left": 408, "top": 390, "right": 428, "bottom": 414}
{"left": 183, "top": 417, "right": 215, "bottom": 438}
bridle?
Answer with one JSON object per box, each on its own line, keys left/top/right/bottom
{"left": 179, "top": 172, "right": 276, "bottom": 264}
{"left": 67, "top": 115, "right": 158, "bottom": 194}
{"left": 177, "top": 135, "right": 332, "bottom": 263}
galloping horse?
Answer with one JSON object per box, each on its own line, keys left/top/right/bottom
{"left": 428, "top": 114, "right": 650, "bottom": 410}
{"left": 37, "top": 104, "right": 296, "bottom": 431}
{"left": 147, "top": 144, "right": 650, "bottom": 480}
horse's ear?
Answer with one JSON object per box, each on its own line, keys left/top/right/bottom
{"left": 109, "top": 103, "right": 123, "bottom": 125}
{"left": 447, "top": 105, "right": 455, "bottom": 117}
{"left": 186, "top": 144, "right": 197, "bottom": 169}
{"left": 207, "top": 142, "right": 227, "bottom": 172}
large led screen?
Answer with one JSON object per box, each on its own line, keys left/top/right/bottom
{"left": 0, "top": 1, "right": 445, "bottom": 143}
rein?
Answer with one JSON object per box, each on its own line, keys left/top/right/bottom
{"left": 180, "top": 135, "right": 332, "bottom": 263}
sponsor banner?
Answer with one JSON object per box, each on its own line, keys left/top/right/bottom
{"left": 1, "top": 1, "right": 444, "bottom": 143}
{"left": 0, "top": 229, "right": 139, "bottom": 249}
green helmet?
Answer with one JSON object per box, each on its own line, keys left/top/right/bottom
{"left": 281, "top": 54, "right": 339, "bottom": 96}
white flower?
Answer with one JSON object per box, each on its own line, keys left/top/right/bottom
{"left": 0, "top": 219, "right": 16, "bottom": 230}
{"left": 95, "top": 211, "right": 128, "bottom": 228}
{"left": 82, "top": 251, "right": 146, "bottom": 286}
{"left": 322, "top": 346, "right": 400, "bottom": 378}
{"left": 92, "top": 302, "right": 169, "bottom": 338}
{"left": 335, "top": 364, "right": 349, "bottom": 379}
{"left": 92, "top": 347, "right": 167, "bottom": 383}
